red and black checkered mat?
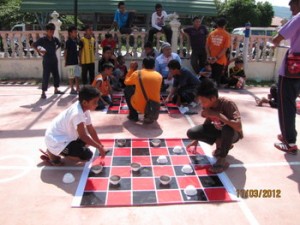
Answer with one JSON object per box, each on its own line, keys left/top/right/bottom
{"left": 72, "top": 138, "right": 235, "bottom": 207}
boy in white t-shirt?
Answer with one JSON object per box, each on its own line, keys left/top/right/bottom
{"left": 42, "top": 85, "right": 106, "bottom": 165}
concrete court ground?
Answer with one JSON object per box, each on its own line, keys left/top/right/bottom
{"left": 0, "top": 84, "right": 299, "bottom": 225}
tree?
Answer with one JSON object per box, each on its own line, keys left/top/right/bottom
{"left": 256, "top": 1, "right": 274, "bottom": 27}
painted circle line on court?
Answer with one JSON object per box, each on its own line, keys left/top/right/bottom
{"left": 0, "top": 155, "right": 33, "bottom": 183}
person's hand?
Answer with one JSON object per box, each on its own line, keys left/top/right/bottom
{"left": 129, "top": 61, "right": 138, "bottom": 70}
{"left": 98, "top": 144, "right": 106, "bottom": 160}
{"left": 186, "top": 140, "right": 198, "bottom": 154}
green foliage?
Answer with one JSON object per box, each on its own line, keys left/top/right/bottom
{"left": 60, "top": 15, "right": 84, "bottom": 30}
{"left": 214, "top": 0, "right": 274, "bottom": 31}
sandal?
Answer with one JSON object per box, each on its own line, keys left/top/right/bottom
{"left": 209, "top": 162, "right": 229, "bottom": 174}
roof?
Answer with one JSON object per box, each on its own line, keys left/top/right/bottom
{"left": 20, "top": 0, "right": 217, "bottom": 16}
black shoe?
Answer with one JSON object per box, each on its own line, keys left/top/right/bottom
{"left": 54, "top": 90, "right": 64, "bottom": 95}
{"left": 127, "top": 115, "right": 138, "bottom": 122}
{"left": 41, "top": 93, "right": 46, "bottom": 99}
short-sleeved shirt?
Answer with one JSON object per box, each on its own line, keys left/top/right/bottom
{"left": 98, "top": 58, "right": 115, "bottom": 73}
{"left": 206, "top": 28, "right": 231, "bottom": 65}
{"left": 65, "top": 38, "right": 79, "bottom": 66}
{"left": 184, "top": 25, "right": 208, "bottom": 51}
{"left": 92, "top": 74, "right": 111, "bottom": 96}
{"left": 173, "top": 67, "right": 200, "bottom": 89}
{"left": 278, "top": 12, "right": 300, "bottom": 76}
{"left": 79, "top": 36, "right": 95, "bottom": 65}
{"left": 45, "top": 101, "right": 92, "bottom": 155}
{"left": 114, "top": 10, "right": 129, "bottom": 29}
{"left": 33, "top": 36, "right": 60, "bottom": 62}
{"left": 155, "top": 53, "right": 182, "bottom": 78}
{"left": 229, "top": 67, "right": 245, "bottom": 78}
{"left": 204, "top": 97, "right": 243, "bottom": 138}
{"left": 124, "top": 69, "right": 162, "bottom": 113}
{"left": 101, "top": 39, "right": 116, "bottom": 50}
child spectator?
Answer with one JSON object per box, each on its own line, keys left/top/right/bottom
{"left": 79, "top": 25, "right": 95, "bottom": 84}
{"left": 98, "top": 46, "right": 120, "bottom": 91}
{"left": 32, "top": 23, "right": 63, "bottom": 99}
{"left": 43, "top": 85, "right": 106, "bottom": 166}
{"left": 198, "top": 62, "right": 212, "bottom": 81}
{"left": 101, "top": 33, "right": 116, "bottom": 52}
{"left": 92, "top": 63, "right": 114, "bottom": 110}
{"left": 186, "top": 79, "right": 243, "bottom": 173}
{"left": 227, "top": 58, "right": 246, "bottom": 89}
{"left": 141, "top": 41, "right": 159, "bottom": 59}
{"left": 64, "top": 25, "right": 80, "bottom": 95}
{"left": 115, "top": 55, "right": 128, "bottom": 87}
{"left": 255, "top": 84, "right": 278, "bottom": 108}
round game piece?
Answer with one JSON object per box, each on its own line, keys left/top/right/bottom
{"left": 91, "top": 165, "right": 103, "bottom": 174}
{"left": 109, "top": 175, "right": 121, "bottom": 185}
{"left": 131, "top": 162, "right": 141, "bottom": 172}
{"left": 116, "top": 139, "right": 126, "bottom": 147}
{"left": 62, "top": 173, "right": 75, "bottom": 184}
{"left": 184, "top": 185, "right": 197, "bottom": 196}
{"left": 157, "top": 155, "right": 168, "bottom": 164}
{"left": 181, "top": 165, "right": 193, "bottom": 174}
{"left": 159, "top": 175, "right": 171, "bottom": 185}
{"left": 151, "top": 139, "right": 161, "bottom": 147}
{"left": 173, "top": 146, "right": 183, "bottom": 154}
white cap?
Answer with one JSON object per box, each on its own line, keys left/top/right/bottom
{"left": 62, "top": 173, "right": 75, "bottom": 184}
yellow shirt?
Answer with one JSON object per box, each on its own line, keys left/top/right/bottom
{"left": 80, "top": 36, "right": 95, "bottom": 64}
{"left": 125, "top": 69, "right": 162, "bottom": 113}
{"left": 206, "top": 28, "right": 231, "bottom": 65}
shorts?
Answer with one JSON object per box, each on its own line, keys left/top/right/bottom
{"left": 66, "top": 65, "right": 81, "bottom": 79}
{"left": 60, "top": 139, "right": 93, "bottom": 161}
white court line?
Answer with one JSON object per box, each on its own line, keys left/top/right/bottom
{"left": 185, "top": 115, "right": 260, "bottom": 225}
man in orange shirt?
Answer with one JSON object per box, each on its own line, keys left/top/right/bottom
{"left": 92, "top": 63, "right": 114, "bottom": 110}
{"left": 206, "top": 18, "right": 231, "bottom": 87}
{"left": 124, "top": 57, "right": 162, "bottom": 122}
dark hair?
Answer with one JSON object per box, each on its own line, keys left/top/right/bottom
{"left": 105, "top": 33, "right": 113, "bottom": 39}
{"left": 117, "top": 55, "right": 124, "bottom": 62}
{"left": 46, "top": 23, "right": 55, "bottom": 31}
{"left": 192, "top": 16, "right": 200, "bottom": 22}
{"left": 102, "top": 62, "right": 114, "bottom": 70}
{"left": 196, "top": 79, "right": 218, "bottom": 98}
{"left": 102, "top": 46, "right": 112, "bottom": 53}
{"left": 235, "top": 58, "right": 244, "bottom": 64}
{"left": 79, "top": 85, "right": 100, "bottom": 103}
{"left": 143, "top": 57, "right": 155, "bottom": 69}
{"left": 83, "top": 25, "right": 91, "bottom": 31}
{"left": 155, "top": 3, "right": 162, "bottom": 9}
{"left": 144, "top": 41, "right": 153, "bottom": 49}
{"left": 216, "top": 18, "right": 227, "bottom": 27}
{"left": 118, "top": 1, "right": 125, "bottom": 8}
{"left": 167, "top": 59, "right": 181, "bottom": 70}
{"left": 68, "top": 25, "right": 77, "bottom": 34}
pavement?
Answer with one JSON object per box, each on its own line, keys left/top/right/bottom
{"left": 0, "top": 84, "right": 299, "bottom": 225}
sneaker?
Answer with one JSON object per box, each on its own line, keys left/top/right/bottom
{"left": 54, "top": 90, "right": 64, "bottom": 95}
{"left": 274, "top": 142, "right": 298, "bottom": 155}
{"left": 41, "top": 93, "right": 46, "bottom": 99}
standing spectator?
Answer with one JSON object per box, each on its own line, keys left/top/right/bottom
{"left": 32, "top": 23, "right": 63, "bottom": 99}
{"left": 124, "top": 57, "right": 162, "bottom": 123}
{"left": 148, "top": 3, "right": 172, "bottom": 45}
{"left": 182, "top": 16, "right": 208, "bottom": 73}
{"left": 186, "top": 79, "right": 243, "bottom": 173}
{"left": 272, "top": 0, "right": 300, "bottom": 154}
{"left": 64, "top": 25, "right": 80, "bottom": 95}
{"left": 112, "top": 1, "right": 135, "bottom": 35}
{"left": 141, "top": 41, "right": 159, "bottom": 59}
{"left": 206, "top": 18, "right": 231, "bottom": 87}
{"left": 155, "top": 42, "right": 181, "bottom": 91}
{"left": 165, "top": 60, "right": 200, "bottom": 106}
{"left": 79, "top": 25, "right": 95, "bottom": 84}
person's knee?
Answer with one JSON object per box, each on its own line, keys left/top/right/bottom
{"left": 80, "top": 147, "right": 93, "bottom": 161}
{"left": 222, "top": 125, "right": 235, "bottom": 137}
{"left": 187, "top": 127, "right": 198, "bottom": 140}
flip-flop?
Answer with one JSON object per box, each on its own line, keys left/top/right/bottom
{"left": 209, "top": 162, "right": 230, "bottom": 174}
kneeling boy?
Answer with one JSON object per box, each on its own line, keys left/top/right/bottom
{"left": 186, "top": 79, "right": 243, "bottom": 173}
{"left": 44, "top": 85, "right": 106, "bottom": 165}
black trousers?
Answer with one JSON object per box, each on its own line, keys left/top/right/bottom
{"left": 81, "top": 63, "right": 95, "bottom": 85}
{"left": 191, "top": 49, "right": 207, "bottom": 74}
{"left": 211, "top": 63, "right": 224, "bottom": 87}
{"left": 148, "top": 26, "right": 172, "bottom": 44}
{"left": 42, "top": 60, "right": 60, "bottom": 91}
{"left": 187, "top": 123, "right": 240, "bottom": 158}
{"left": 277, "top": 76, "right": 300, "bottom": 144}
{"left": 61, "top": 139, "right": 93, "bottom": 161}
{"left": 124, "top": 85, "right": 138, "bottom": 119}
